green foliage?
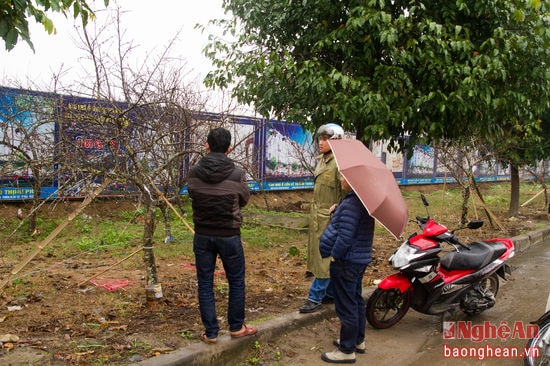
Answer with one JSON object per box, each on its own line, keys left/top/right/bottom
{"left": 74, "top": 223, "right": 135, "bottom": 252}
{"left": 288, "top": 246, "right": 299, "bottom": 256}
{"left": 216, "top": 282, "right": 229, "bottom": 296}
{"left": 245, "top": 340, "right": 264, "bottom": 365}
{"left": 0, "top": 0, "right": 110, "bottom": 51}
{"left": 241, "top": 224, "right": 303, "bottom": 249}
{"left": 178, "top": 331, "right": 195, "bottom": 340}
{"left": 75, "top": 237, "right": 96, "bottom": 251}
{"left": 32, "top": 216, "right": 56, "bottom": 239}
{"left": 118, "top": 207, "right": 146, "bottom": 221}
{"left": 203, "top": 0, "right": 550, "bottom": 153}
{"left": 76, "top": 214, "right": 92, "bottom": 233}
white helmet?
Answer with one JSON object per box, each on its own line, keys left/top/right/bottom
{"left": 316, "top": 123, "right": 344, "bottom": 139}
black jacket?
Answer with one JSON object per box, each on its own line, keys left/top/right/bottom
{"left": 187, "top": 152, "right": 249, "bottom": 236}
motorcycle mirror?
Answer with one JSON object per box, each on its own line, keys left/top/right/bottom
{"left": 421, "top": 194, "right": 429, "bottom": 207}
{"left": 466, "top": 220, "right": 484, "bottom": 229}
{"left": 420, "top": 194, "right": 431, "bottom": 218}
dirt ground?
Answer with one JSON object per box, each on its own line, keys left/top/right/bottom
{"left": 0, "top": 187, "right": 548, "bottom": 365}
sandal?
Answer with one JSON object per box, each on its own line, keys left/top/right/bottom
{"left": 199, "top": 333, "right": 218, "bottom": 344}
{"left": 230, "top": 324, "right": 258, "bottom": 338}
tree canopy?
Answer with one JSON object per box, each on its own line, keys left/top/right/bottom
{"left": 0, "top": 0, "right": 109, "bottom": 51}
{"left": 204, "top": 0, "right": 550, "bottom": 151}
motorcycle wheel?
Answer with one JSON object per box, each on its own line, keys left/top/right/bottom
{"left": 524, "top": 321, "right": 550, "bottom": 366}
{"left": 463, "top": 273, "right": 500, "bottom": 316}
{"left": 366, "top": 288, "right": 410, "bottom": 329}
{"left": 481, "top": 273, "right": 500, "bottom": 297}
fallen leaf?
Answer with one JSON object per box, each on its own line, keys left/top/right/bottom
{"left": 0, "top": 334, "right": 19, "bottom": 342}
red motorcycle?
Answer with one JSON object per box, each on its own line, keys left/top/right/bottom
{"left": 366, "top": 194, "right": 514, "bottom": 329}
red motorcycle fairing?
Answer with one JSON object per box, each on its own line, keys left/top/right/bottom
{"left": 409, "top": 235, "right": 439, "bottom": 250}
{"left": 423, "top": 219, "right": 448, "bottom": 236}
{"left": 378, "top": 273, "right": 412, "bottom": 293}
{"left": 485, "top": 238, "right": 515, "bottom": 260}
{"left": 437, "top": 267, "right": 476, "bottom": 285}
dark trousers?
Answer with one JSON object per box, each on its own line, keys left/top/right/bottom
{"left": 193, "top": 233, "right": 246, "bottom": 338}
{"left": 330, "top": 260, "right": 367, "bottom": 353}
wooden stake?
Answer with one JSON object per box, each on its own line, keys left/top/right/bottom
{"left": 0, "top": 178, "right": 112, "bottom": 292}
{"left": 473, "top": 191, "right": 506, "bottom": 232}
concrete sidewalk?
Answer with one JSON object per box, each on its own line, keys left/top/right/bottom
{"left": 133, "top": 226, "right": 550, "bottom": 366}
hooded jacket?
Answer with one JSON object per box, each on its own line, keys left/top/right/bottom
{"left": 319, "top": 192, "right": 374, "bottom": 265}
{"left": 187, "top": 152, "right": 250, "bottom": 237}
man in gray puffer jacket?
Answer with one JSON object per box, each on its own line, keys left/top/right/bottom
{"left": 187, "top": 127, "right": 257, "bottom": 344}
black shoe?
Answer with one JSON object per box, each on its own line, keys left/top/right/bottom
{"left": 322, "top": 296, "right": 334, "bottom": 304}
{"left": 299, "top": 300, "right": 322, "bottom": 313}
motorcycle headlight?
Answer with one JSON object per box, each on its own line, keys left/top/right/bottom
{"left": 391, "top": 243, "right": 420, "bottom": 269}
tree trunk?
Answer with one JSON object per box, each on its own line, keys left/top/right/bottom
{"left": 460, "top": 185, "right": 470, "bottom": 225}
{"left": 508, "top": 163, "right": 520, "bottom": 217}
{"left": 28, "top": 171, "right": 41, "bottom": 236}
{"left": 159, "top": 201, "right": 173, "bottom": 243}
{"left": 142, "top": 199, "right": 158, "bottom": 287}
{"left": 28, "top": 208, "right": 37, "bottom": 236}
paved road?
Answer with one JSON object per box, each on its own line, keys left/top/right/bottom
{"left": 231, "top": 239, "right": 550, "bottom": 366}
{"left": 410, "top": 238, "right": 550, "bottom": 366}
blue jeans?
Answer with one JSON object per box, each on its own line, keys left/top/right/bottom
{"left": 330, "top": 260, "right": 367, "bottom": 353}
{"left": 193, "top": 233, "right": 246, "bottom": 338}
{"left": 307, "top": 277, "right": 334, "bottom": 304}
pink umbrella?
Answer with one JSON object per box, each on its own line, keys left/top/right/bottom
{"left": 329, "top": 139, "right": 408, "bottom": 239}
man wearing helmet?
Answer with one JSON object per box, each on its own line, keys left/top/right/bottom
{"left": 299, "top": 123, "right": 345, "bottom": 313}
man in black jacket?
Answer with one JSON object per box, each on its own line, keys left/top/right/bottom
{"left": 187, "top": 127, "right": 257, "bottom": 344}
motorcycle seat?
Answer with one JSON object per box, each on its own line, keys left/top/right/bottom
{"left": 440, "top": 241, "right": 508, "bottom": 271}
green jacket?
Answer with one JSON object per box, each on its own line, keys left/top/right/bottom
{"left": 307, "top": 152, "right": 343, "bottom": 278}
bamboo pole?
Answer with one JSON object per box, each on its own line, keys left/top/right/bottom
{"left": 150, "top": 182, "right": 195, "bottom": 234}
{"left": 520, "top": 189, "right": 545, "bottom": 207}
{"left": 0, "top": 178, "right": 112, "bottom": 292}
{"left": 77, "top": 246, "right": 142, "bottom": 288}
{"left": 471, "top": 193, "right": 479, "bottom": 219}
{"left": 473, "top": 191, "right": 506, "bottom": 232}
{"left": 77, "top": 181, "right": 195, "bottom": 288}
